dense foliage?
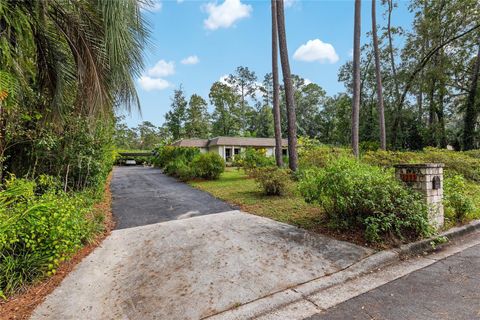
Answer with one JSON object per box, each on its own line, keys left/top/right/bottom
{"left": 152, "top": 146, "right": 225, "bottom": 181}
{"left": 0, "top": 176, "right": 107, "bottom": 298}
{"left": 299, "top": 158, "right": 432, "bottom": 243}
{"left": 152, "top": 146, "right": 200, "bottom": 169}
{"left": 0, "top": 0, "right": 148, "bottom": 298}
{"left": 233, "top": 148, "right": 275, "bottom": 174}
{"left": 191, "top": 153, "right": 225, "bottom": 180}
{"left": 443, "top": 175, "right": 476, "bottom": 223}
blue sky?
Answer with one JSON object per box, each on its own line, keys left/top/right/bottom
{"left": 123, "top": 0, "right": 414, "bottom": 128}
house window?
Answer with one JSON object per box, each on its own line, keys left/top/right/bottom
{"left": 234, "top": 148, "right": 241, "bottom": 156}
{"left": 225, "top": 148, "right": 232, "bottom": 161}
{"left": 282, "top": 148, "right": 288, "bottom": 156}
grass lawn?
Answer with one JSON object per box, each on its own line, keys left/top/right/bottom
{"left": 190, "top": 167, "right": 324, "bottom": 231}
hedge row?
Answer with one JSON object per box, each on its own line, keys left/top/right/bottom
{"left": 152, "top": 146, "right": 225, "bottom": 181}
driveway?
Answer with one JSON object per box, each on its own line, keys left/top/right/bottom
{"left": 32, "top": 166, "right": 374, "bottom": 320}
{"left": 110, "top": 166, "right": 235, "bottom": 229}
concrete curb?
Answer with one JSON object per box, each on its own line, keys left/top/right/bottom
{"left": 395, "top": 219, "right": 480, "bottom": 258}
{"left": 208, "top": 219, "right": 480, "bottom": 320}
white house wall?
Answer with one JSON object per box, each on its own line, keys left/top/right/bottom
{"left": 204, "top": 145, "right": 281, "bottom": 161}
{"left": 265, "top": 147, "right": 275, "bottom": 157}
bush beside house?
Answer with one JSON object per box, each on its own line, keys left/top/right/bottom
{"left": 153, "top": 146, "right": 225, "bottom": 181}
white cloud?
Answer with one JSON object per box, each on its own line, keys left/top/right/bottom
{"left": 138, "top": 76, "right": 171, "bottom": 91}
{"left": 181, "top": 55, "right": 200, "bottom": 65}
{"left": 304, "top": 78, "right": 313, "bottom": 85}
{"left": 293, "top": 39, "right": 339, "bottom": 64}
{"left": 147, "top": 60, "right": 175, "bottom": 77}
{"left": 203, "top": 0, "right": 252, "bottom": 30}
{"left": 141, "top": 1, "right": 162, "bottom": 12}
{"left": 284, "top": 0, "right": 298, "bottom": 8}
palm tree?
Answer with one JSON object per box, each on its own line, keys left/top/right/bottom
{"left": 276, "top": 0, "right": 298, "bottom": 171}
{"left": 0, "top": 0, "right": 148, "bottom": 180}
{"left": 271, "top": 0, "right": 283, "bottom": 167}
{"left": 352, "top": 0, "right": 362, "bottom": 158}
{"left": 371, "top": 0, "right": 386, "bottom": 150}
{"left": 0, "top": 0, "right": 148, "bottom": 119}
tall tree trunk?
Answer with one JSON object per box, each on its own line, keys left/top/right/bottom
{"left": 386, "top": 0, "right": 400, "bottom": 101}
{"left": 388, "top": 0, "right": 402, "bottom": 147}
{"left": 428, "top": 76, "right": 437, "bottom": 145}
{"left": 352, "top": 0, "right": 361, "bottom": 158}
{"left": 276, "top": 0, "right": 298, "bottom": 171}
{"left": 371, "top": 0, "right": 386, "bottom": 150}
{"left": 436, "top": 100, "right": 447, "bottom": 148}
{"left": 437, "top": 49, "right": 447, "bottom": 148}
{"left": 271, "top": 0, "right": 283, "bottom": 167}
{"left": 463, "top": 39, "right": 480, "bottom": 150}
{"left": 417, "top": 90, "right": 423, "bottom": 123}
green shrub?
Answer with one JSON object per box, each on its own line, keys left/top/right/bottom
{"left": 252, "top": 167, "right": 292, "bottom": 196}
{"left": 234, "top": 148, "right": 275, "bottom": 174}
{"left": 444, "top": 175, "right": 475, "bottom": 223}
{"left": 163, "top": 159, "right": 195, "bottom": 181}
{"left": 298, "top": 157, "right": 432, "bottom": 243}
{"left": 298, "top": 145, "right": 353, "bottom": 170}
{"left": 192, "top": 152, "right": 225, "bottom": 180}
{"left": 363, "top": 148, "right": 480, "bottom": 182}
{"left": 152, "top": 146, "right": 199, "bottom": 168}
{"left": 362, "top": 150, "right": 421, "bottom": 168}
{"left": 0, "top": 176, "right": 101, "bottom": 297}
{"left": 420, "top": 148, "right": 480, "bottom": 182}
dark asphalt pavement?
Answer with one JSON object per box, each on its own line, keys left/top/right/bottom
{"left": 110, "top": 166, "right": 235, "bottom": 229}
{"left": 307, "top": 243, "right": 480, "bottom": 320}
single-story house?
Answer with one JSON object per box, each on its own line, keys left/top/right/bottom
{"left": 172, "top": 137, "right": 288, "bottom": 162}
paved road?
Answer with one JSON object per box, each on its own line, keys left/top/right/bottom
{"left": 110, "top": 166, "right": 234, "bottom": 229}
{"left": 307, "top": 243, "right": 480, "bottom": 320}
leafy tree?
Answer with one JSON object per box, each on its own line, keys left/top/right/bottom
{"left": 252, "top": 103, "right": 274, "bottom": 138}
{"left": 209, "top": 82, "right": 240, "bottom": 136}
{"left": 137, "top": 121, "right": 163, "bottom": 149}
{"left": 227, "top": 66, "right": 257, "bottom": 133}
{"left": 296, "top": 82, "right": 327, "bottom": 138}
{"left": 165, "top": 87, "right": 187, "bottom": 141}
{"left": 0, "top": 0, "right": 148, "bottom": 185}
{"left": 185, "top": 94, "right": 210, "bottom": 138}
{"left": 114, "top": 116, "right": 139, "bottom": 149}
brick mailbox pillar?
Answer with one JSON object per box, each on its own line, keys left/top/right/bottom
{"left": 394, "top": 163, "right": 444, "bottom": 229}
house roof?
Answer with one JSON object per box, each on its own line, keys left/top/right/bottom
{"left": 171, "top": 137, "right": 288, "bottom": 148}
{"left": 171, "top": 139, "right": 209, "bottom": 147}
{"left": 208, "top": 137, "right": 288, "bottom": 147}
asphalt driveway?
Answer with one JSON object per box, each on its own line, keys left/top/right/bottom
{"left": 110, "top": 166, "right": 235, "bottom": 229}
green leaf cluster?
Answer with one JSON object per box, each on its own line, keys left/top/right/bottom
{"left": 298, "top": 157, "right": 432, "bottom": 243}
{"left": 0, "top": 175, "right": 103, "bottom": 297}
